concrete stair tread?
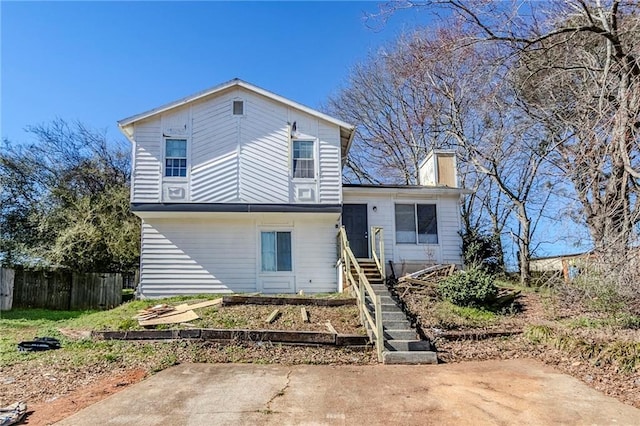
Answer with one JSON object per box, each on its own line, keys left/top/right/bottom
{"left": 383, "top": 350, "right": 438, "bottom": 364}
{"left": 384, "top": 339, "right": 432, "bottom": 352}
{"left": 383, "top": 329, "right": 418, "bottom": 340}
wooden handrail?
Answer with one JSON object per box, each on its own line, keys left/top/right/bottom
{"left": 370, "top": 226, "right": 386, "bottom": 280}
{"left": 338, "top": 226, "right": 384, "bottom": 362}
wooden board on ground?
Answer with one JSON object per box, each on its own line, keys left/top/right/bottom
{"left": 325, "top": 321, "right": 338, "bottom": 335}
{"left": 139, "top": 310, "right": 199, "bottom": 326}
{"left": 135, "top": 298, "right": 222, "bottom": 323}
{"left": 403, "top": 277, "right": 438, "bottom": 287}
{"left": 266, "top": 309, "right": 280, "bottom": 324}
{"left": 398, "top": 264, "right": 455, "bottom": 283}
{"left": 182, "top": 298, "right": 223, "bottom": 311}
{"left": 222, "top": 295, "right": 356, "bottom": 307}
{"left": 301, "top": 307, "right": 309, "bottom": 323}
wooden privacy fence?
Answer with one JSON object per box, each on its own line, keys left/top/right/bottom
{"left": 0, "top": 268, "right": 123, "bottom": 311}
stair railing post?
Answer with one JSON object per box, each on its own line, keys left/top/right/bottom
{"left": 375, "top": 294, "right": 384, "bottom": 362}
{"left": 359, "top": 274, "right": 365, "bottom": 326}
{"left": 370, "top": 226, "right": 375, "bottom": 261}
{"left": 380, "top": 228, "right": 386, "bottom": 279}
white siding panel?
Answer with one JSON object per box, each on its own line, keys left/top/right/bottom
{"left": 191, "top": 152, "right": 239, "bottom": 202}
{"left": 190, "top": 92, "right": 241, "bottom": 202}
{"left": 438, "top": 197, "right": 463, "bottom": 264}
{"left": 318, "top": 122, "right": 341, "bottom": 203}
{"left": 294, "top": 216, "right": 340, "bottom": 293}
{"left": 139, "top": 218, "right": 257, "bottom": 297}
{"left": 139, "top": 213, "right": 340, "bottom": 297}
{"left": 132, "top": 118, "right": 162, "bottom": 202}
{"left": 342, "top": 191, "right": 464, "bottom": 269}
{"left": 239, "top": 94, "right": 290, "bottom": 203}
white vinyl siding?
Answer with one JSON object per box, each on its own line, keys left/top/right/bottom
{"left": 129, "top": 87, "right": 342, "bottom": 204}
{"left": 131, "top": 118, "right": 162, "bottom": 202}
{"left": 343, "top": 189, "right": 463, "bottom": 268}
{"left": 317, "top": 122, "right": 341, "bottom": 203}
{"left": 191, "top": 91, "right": 240, "bottom": 202}
{"left": 239, "top": 94, "right": 290, "bottom": 203}
{"left": 138, "top": 213, "right": 339, "bottom": 297}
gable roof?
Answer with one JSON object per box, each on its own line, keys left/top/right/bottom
{"left": 118, "top": 78, "right": 356, "bottom": 158}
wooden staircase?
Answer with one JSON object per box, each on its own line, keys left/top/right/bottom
{"left": 351, "top": 260, "right": 437, "bottom": 364}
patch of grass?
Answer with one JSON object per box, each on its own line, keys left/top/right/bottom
{"left": 525, "top": 325, "right": 640, "bottom": 373}
{"left": 432, "top": 301, "right": 498, "bottom": 328}
{"left": 564, "top": 313, "right": 640, "bottom": 330}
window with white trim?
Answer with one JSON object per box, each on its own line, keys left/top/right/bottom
{"left": 292, "top": 140, "right": 314, "bottom": 179}
{"left": 395, "top": 204, "right": 438, "bottom": 244}
{"left": 165, "top": 139, "right": 187, "bottom": 177}
{"left": 261, "top": 231, "right": 292, "bottom": 272}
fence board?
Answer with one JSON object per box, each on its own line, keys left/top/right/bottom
{"left": 13, "top": 269, "right": 72, "bottom": 310}
{"left": 70, "top": 273, "right": 122, "bottom": 310}
{"left": 10, "top": 269, "right": 123, "bottom": 310}
{"left": 0, "top": 268, "right": 15, "bottom": 310}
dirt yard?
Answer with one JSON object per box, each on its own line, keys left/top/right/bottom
{"left": 0, "top": 298, "right": 373, "bottom": 425}
{"left": 396, "top": 287, "right": 640, "bottom": 409}
{"left": 3, "top": 289, "right": 640, "bottom": 424}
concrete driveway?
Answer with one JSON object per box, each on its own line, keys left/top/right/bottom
{"left": 57, "top": 359, "right": 639, "bottom": 425}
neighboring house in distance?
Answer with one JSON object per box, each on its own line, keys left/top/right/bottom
{"left": 118, "top": 79, "right": 468, "bottom": 298}
{"left": 531, "top": 252, "right": 593, "bottom": 282}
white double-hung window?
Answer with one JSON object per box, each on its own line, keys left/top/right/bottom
{"left": 261, "top": 231, "right": 292, "bottom": 272}
{"left": 165, "top": 139, "right": 187, "bottom": 177}
{"left": 292, "top": 140, "right": 314, "bottom": 179}
{"left": 395, "top": 204, "right": 438, "bottom": 244}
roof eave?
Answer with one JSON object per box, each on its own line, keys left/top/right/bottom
{"left": 116, "top": 79, "right": 356, "bottom": 144}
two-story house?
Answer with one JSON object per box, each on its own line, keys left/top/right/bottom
{"left": 118, "top": 79, "right": 466, "bottom": 298}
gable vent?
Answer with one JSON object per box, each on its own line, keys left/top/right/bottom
{"left": 233, "top": 100, "right": 244, "bottom": 115}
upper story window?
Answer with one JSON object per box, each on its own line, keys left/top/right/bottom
{"left": 233, "top": 100, "right": 244, "bottom": 115}
{"left": 165, "top": 139, "right": 187, "bottom": 177}
{"left": 395, "top": 204, "right": 438, "bottom": 244}
{"left": 292, "top": 140, "right": 314, "bottom": 179}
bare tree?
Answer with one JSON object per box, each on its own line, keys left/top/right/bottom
{"left": 330, "top": 25, "right": 558, "bottom": 284}
{"left": 326, "top": 43, "right": 454, "bottom": 184}
{"left": 375, "top": 0, "right": 640, "bottom": 258}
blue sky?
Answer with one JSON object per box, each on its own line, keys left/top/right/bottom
{"left": 2, "top": 1, "right": 427, "bottom": 142}
{"left": 1, "top": 1, "right": 590, "bottom": 258}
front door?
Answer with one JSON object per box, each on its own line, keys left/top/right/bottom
{"left": 342, "top": 204, "right": 369, "bottom": 258}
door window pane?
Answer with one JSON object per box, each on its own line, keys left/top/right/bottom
{"left": 276, "top": 232, "right": 292, "bottom": 271}
{"left": 261, "top": 231, "right": 292, "bottom": 272}
{"left": 261, "top": 232, "right": 276, "bottom": 271}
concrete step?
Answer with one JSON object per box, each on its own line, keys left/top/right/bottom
{"left": 382, "top": 311, "right": 407, "bottom": 321}
{"left": 383, "top": 329, "right": 418, "bottom": 340}
{"left": 367, "top": 303, "right": 402, "bottom": 312}
{"left": 381, "top": 320, "right": 412, "bottom": 330}
{"left": 365, "top": 304, "right": 404, "bottom": 318}
{"left": 369, "top": 284, "right": 387, "bottom": 292}
{"left": 384, "top": 339, "right": 433, "bottom": 352}
{"left": 383, "top": 350, "right": 438, "bottom": 365}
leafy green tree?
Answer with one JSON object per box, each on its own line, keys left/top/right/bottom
{"left": 0, "top": 119, "right": 139, "bottom": 272}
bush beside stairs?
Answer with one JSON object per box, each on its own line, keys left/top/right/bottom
{"left": 354, "top": 260, "right": 437, "bottom": 364}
